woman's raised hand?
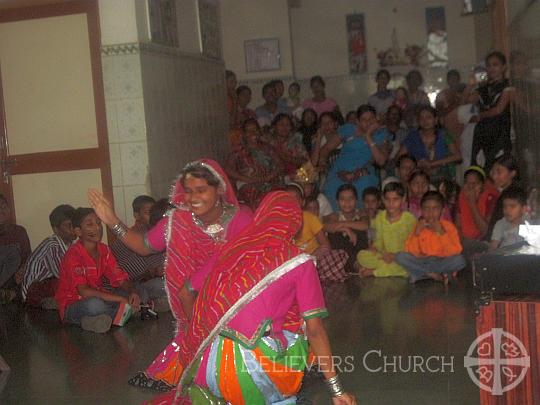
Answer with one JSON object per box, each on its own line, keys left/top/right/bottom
{"left": 87, "top": 189, "right": 120, "bottom": 227}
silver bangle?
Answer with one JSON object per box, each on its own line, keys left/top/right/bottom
{"left": 325, "top": 375, "right": 345, "bottom": 397}
{"left": 111, "top": 222, "right": 128, "bottom": 239}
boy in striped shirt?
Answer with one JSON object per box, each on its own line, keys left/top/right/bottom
{"left": 22, "top": 205, "right": 76, "bottom": 308}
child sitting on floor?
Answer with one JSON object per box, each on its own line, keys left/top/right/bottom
{"left": 362, "top": 186, "right": 382, "bottom": 220}
{"left": 437, "top": 178, "right": 460, "bottom": 221}
{"left": 456, "top": 166, "right": 498, "bottom": 257}
{"left": 0, "top": 194, "right": 31, "bottom": 303}
{"left": 111, "top": 195, "right": 167, "bottom": 308}
{"left": 286, "top": 183, "right": 349, "bottom": 282}
{"left": 55, "top": 208, "right": 141, "bottom": 333}
{"left": 324, "top": 184, "right": 369, "bottom": 272}
{"left": 304, "top": 196, "right": 320, "bottom": 218}
{"left": 362, "top": 186, "right": 382, "bottom": 245}
{"left": 22, "top": 204, "right": 76, "bottom": 308}
{"left": 357, "top": 182, "right": 416, "bottom": 278}
{"left": 396, "top": 191, "right": 466, "bottom": 283}
{"left": 489, "top": 187, "right": 528, "bottom": 251}
{"left": 407, "top": 170, "right": 452, "bottom": 221}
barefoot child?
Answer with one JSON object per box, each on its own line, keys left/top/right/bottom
{"left": 324, "top": 184, "right": 369, "bottom": 271}
{"left": 396, "top": 191, "right": 466, "bottom": 283}
{"left": 357, "top": 182, "right": 416, "bottom": 278}
{"left": 286, "top": 184, "right": 349, "bottom": 282}
{"left": 55, "top": 208, "right": 141, "bottom": 333}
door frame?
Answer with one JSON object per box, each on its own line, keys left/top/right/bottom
{"left": 0, "top": 0, "right": 112, "bottom": 223}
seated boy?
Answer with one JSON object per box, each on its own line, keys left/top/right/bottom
{"left": 111, "top": 195, "right": 167, "bottom": 307}
{"left": 489, "top": 187, "right": 528, "bottom": 251}
{"left": 0, "top": 194, "right": 31, "bottom": 303}
{"left": 286, "top": 184, "right": 349, "bottom": 282}
{"left": 396, "top": 191, "right": 466, "bottom": 283}
{"left": 362, "top": 186, "right": 382, "bottom": 221}
{"left": 357, "top": 182, "right": 416, "bottom": 278}
{"left": 55, "top": 208, "right": 141, "bottom": 333}
{"left": 22, "top": 204, "right": 76, "bottom": 308}
{"left": 362, "top": 186, "right": 382, "bottom": 245}
{"left": 324, "top": 184, "right": 369, "bottom": 272}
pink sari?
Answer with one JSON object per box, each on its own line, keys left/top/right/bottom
{"left": 147, "top": 191, "right": 321, "bottom": 404}
{"left": 130, "top": 159, "right": 252, "bottom": 390}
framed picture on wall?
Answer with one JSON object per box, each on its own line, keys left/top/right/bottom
{"left": 244, "top": 38, "right": 281, "bottom": 73}
{"left": 346, "top": 14, "right": 367, "bottom": 74}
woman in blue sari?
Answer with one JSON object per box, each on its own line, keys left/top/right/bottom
{"left": 398, "top": 105, "right": 461, "bottom": 184}
{"left": 323, "top": 104, "right": 389, "bottom": 210}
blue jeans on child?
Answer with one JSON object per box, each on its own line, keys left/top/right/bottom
{"left": 395, "top": 253, "right": 466, "bottom": 282}
{"left": 136, "top": 277, "right": 166, "bottom": 303}
{"left": 64, "top": 288, "right": 128, "bottom": 325}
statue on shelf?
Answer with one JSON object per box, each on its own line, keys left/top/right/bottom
{"left": 376, "top": 28, "right": 425, "bottom": 67}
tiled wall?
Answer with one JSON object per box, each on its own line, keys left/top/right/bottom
{"left": 101, "top": 47, "right": 150, "bottom": 226}
{"left": 101, "top": 43, "right": 229, "bottom": 222}
{"left": 139, "top": 44, "right": 228, "bottom": 198}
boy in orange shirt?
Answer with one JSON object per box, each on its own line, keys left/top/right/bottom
{"left": 396, "top": 191, "right": 466, "bottom": 283}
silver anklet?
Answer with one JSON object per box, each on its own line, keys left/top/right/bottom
{"left": 325, "top": 375, "right": 345, "bottom": 397}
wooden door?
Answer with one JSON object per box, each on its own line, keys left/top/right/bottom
{"left": 0, "top": 0, "right": 112, "bottom": 247}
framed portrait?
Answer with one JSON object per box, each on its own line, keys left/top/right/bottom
{"left": 244, "top": 38, "right": 281, "bottom": 73}
{"left": 346, "top": 14, "right": 367, "bottom": 74}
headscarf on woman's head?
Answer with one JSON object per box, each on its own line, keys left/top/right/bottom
{"left": 165, "top": 158, "right": 240, "bottom": 323}
{"left": 169, "top": 158, "right": 238, "bottom": 209}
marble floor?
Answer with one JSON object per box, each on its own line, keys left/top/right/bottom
{"left": 0, "top": 274, "right": 482, "bottom": 405}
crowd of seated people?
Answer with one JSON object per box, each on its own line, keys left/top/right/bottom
{"left": 0, "top": 50, "right": 533, "bottom": 336}
{"left": 222, "top": 48, "right": 532, "bottom": 286}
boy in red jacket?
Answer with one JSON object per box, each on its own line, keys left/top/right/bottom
{"left": 56, "top": 208, "right": 140, "bottom": 333}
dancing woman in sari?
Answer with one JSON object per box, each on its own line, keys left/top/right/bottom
{"left": 88, "top": 159, "right": 253, "bottom": 390}
{"left": 148, "top": 191, "right": 356, "bottom": 404}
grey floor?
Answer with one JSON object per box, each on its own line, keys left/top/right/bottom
{"left": 0, "top": 275, "right": 481, "bottom": 405}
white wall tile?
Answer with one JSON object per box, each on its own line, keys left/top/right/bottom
{"left": 120, "top": 141, "right": 148, "bottom": 186}
{"left": 117, "top": 98, "right": 146, "bottom": 143}
{"left": 101, "top": 56, "right": 115, "bottom": 98}
{"left": 105, "top": 99, "right": 119, "bottom": 144}
{"left": 109, "top": 142, "right": 123, "bottom": 187}
{"left": 112, "top": 185, "right": 127, "bottom": 226}
{"left": 115, "top": 54, "right": 143, "bottom": 99}
{"left": 103, "top": 45, "right": 228, "bottom": 199}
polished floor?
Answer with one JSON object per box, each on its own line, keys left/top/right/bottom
{"left": 0, "top": 274, "right": 481, "bottom": 405}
